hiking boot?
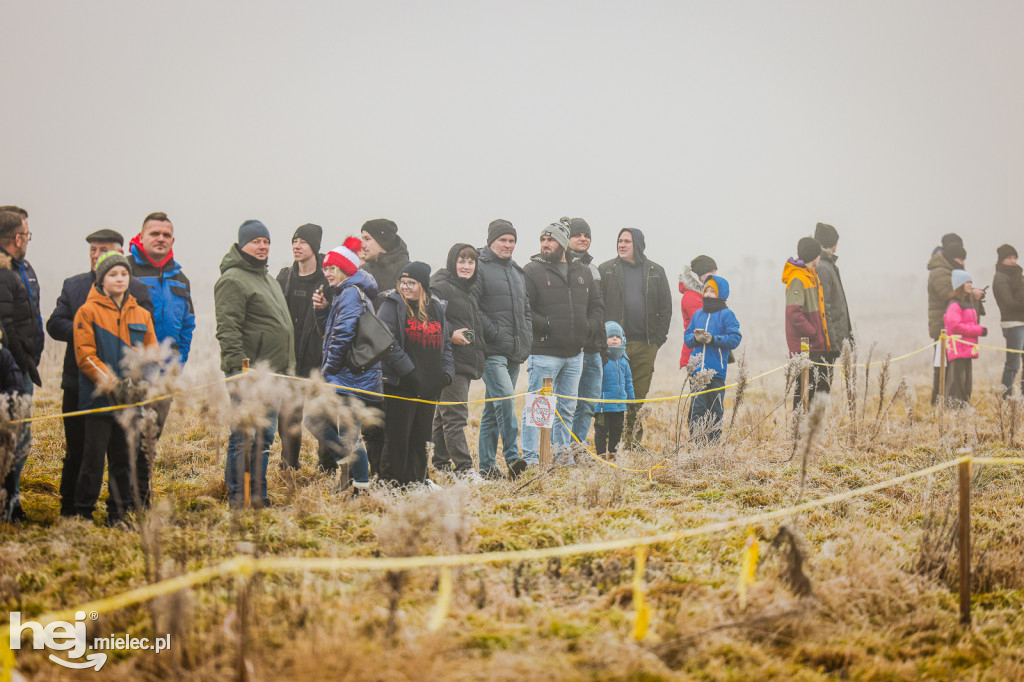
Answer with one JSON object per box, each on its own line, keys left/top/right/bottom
{"left": 481, "top": 468, "right": 506, "bottom": 481}
{"left": 508, "top": 458, "right": 529, "bottom": 480}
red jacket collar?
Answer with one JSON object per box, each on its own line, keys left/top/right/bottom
{"left": 130, "top": 233, "right": 174, "bottom": 269}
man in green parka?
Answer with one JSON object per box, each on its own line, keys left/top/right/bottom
{"left": 215, "top": 220, "right": 295, "bottom": 507}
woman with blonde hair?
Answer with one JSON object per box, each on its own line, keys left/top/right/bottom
{"left": 378, "top": 262, "right": 454, "bottom": 486}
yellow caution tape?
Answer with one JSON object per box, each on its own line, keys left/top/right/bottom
{"left": 428, "top": 567, "right": 453, "bottom": 631}
{"left": 737, "top": 529, "right": 759, "bottom": 611}
{"left": 810, "top": 341, "right": 938, "bottom": 368}
{"left": 632, "top": 547, "right": 650, "bottom": 641}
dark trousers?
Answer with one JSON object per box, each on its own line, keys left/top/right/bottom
{"left": 594, "top": 412, "right": 625, "bottom": 455}
{"left": 381, "top": 388, "right": 434, "bottom": 486}
{"left": 75, "top": 416, "right": 133, "bottom": 522}
{"left": 624, "top": 341, "right": 659, "bottom": 449}
{"left": 945, "top": 358, "right": 973, "bottom": 407}
{"left": 133, "top": 397, "right": 170, "bottom": 510}
{"left": 793, "top": 352, "right": 834, "bottom": 409}
{"left": 278, "top": 397, "right": 331, "bottom": 471}
{"left": 363, "top": 410, "right": 385, "bottom": 477}
{"left": 689, "top": 376, "right": 726, "bottom": 444}
{"left": 431, "top": 373, "right": 474, "bottom": 473}
{"left": 60, "top": 388, "right": 86, "bottom": 516}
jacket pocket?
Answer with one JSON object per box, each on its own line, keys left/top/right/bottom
{"left": 127, "top": 323, "right": 148, "bottom": 347}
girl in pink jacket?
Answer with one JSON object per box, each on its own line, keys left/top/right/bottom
{"left": 943, "top": 270, "right": 986, "bottom": 406}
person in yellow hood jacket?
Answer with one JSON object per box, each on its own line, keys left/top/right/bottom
{"left": 782, "top": 237, "right": 831, "bottom": 409}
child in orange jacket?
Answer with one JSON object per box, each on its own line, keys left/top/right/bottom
{"left": 73, "top": 252, "right": 158, "bottom": 524}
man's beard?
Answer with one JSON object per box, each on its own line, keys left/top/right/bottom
{"left": 542, "top": 246, "right": 565, "bottom": 263}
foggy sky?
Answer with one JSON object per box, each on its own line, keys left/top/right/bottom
{"left": 3, "top": 1, "right": 1023, "bottom": 336}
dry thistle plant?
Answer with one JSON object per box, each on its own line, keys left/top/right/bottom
{"left": 840, "top": 337, "right": 858, "bottom": 441}
{"left": 767, "top": 526, "right": 812, "bottom": 597}
{"left": 870, "top": 376, "right": 908, "bottom": 441}
{"left": 994, "top": 386, "right": 1022, "bottom": 446}
{"left": 874, "top": 353, "right": 891, "bottom": 423}
{"left": 796, "top": 399, "right": 826, "bottom": 503}
{"left": 860, "top": 341, "right": 876, "bottom": 423}
{"left": 727, "top": 350, "right": 750, "bottom": 432}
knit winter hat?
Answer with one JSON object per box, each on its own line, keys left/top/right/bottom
{"left": 565, "top": 217, "right": 591, "bottom": 238}
{"left": 942, "top": 233, "right": 964, "bottom": 250}
{"left": 814, "top": 222, "right": 839, "bottom": 249}
{"left": 238, "top": 220, "right": 270, "bottom": 246}
{"left": 797, "top": 237, "right": 822, "bottom": 264}
{"left": 946, "top": 243, "right": 967, "bottom": 262}
{"left": 540, "top": 222, "right": 570, "bottom": 250}
{"left": 361, "top": 218, "right": 400, "bottom": 251}
{"left": 323, "top": 237, "right": 363, "bottom": 277}
{"left": 703, "top": 278, "right": 719, "bottom": 296}
{"left": 292, "top": 223, "right": 323, "bottom": 254}
{"left": 95, "top": 251, "right": 132, "bottom": 288}
{"left": 951, "top": 269, "right": 973, "bottom": 291}
{"left": 690, "top": 255, "right": 717, "bottom": 277}
{"left": 487, "top": 219, "right": 517, "bottom": 246}
{"left": 997, "top": 244, "right": 1018, "bottom": 262}
{"left": 400, "top": 261, "right": 431, "bottom": 292}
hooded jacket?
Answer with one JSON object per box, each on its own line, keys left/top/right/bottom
{"left": 993, "top": 262, "right": 1024, "bottom": 324}
{"left": 277, "top": 253, "right": 329, "bottom": 376}
{"left": 128, "top": 236, "right": 196, "bottom": 364}
{"left": 0, "top": 251, "right": 43, "bottom": 385}
{"left": 597, "top": 321, "right": 635, "bottom": 414}
{"left": 430, "top": 243, "right": 485, "bottom": 379}
{"left": 816, "top": 250, "right": 852, "bottom": 351}
{"left": 475, "top": 246, "right": 532, "bottom": 363}
{"left": 47, "top": 271, "right": 153, "bottom": 390}
{"left": 73, "top": 286, "right": 158, "bottom": 410}
{"left": 569, "top": 249, "right": 606, "bottom": 355}
{"left": 678, "top": 266, "right": 705, "bottom": 368}
{"left": 360, "top": 237, "right": 411, "bottom": 310}
{"left": 683, "top": 276, "right": 742, "bottom": 380}
{"left": 524, "top": 251, "right": 604, "bottom": 358}
{"left": 214, "top": 244, "right": 295, "bottom": 375}
{"left": 598, "top": 229, "right": 672, "bottom": 347}
{"left": 782, "top": 259, "right": 829, "bottom": 355}
{"left": 927, "top": 248, "right": 957, "bottom": 340}
{"left": 315, "top": 268, "right": 384, "bottom": 402}
{"left": 377, "top": 289, "right": 455, "bottom": 393}
{"left": 943, "top": 298, "right": 984, "bottom": 361}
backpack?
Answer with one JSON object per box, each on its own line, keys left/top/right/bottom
{"left": 346, "top": 287, "right": 395, "bottom": 373}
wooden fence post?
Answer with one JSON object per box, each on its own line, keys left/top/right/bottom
{"left": 800, "top": 337, "right": 810, "bottom": 411}
{"left": 241, "top": 359, "right": 251, "bottom": 509}
{"left": 540, "top": 377, "right": 553, "bottom": 467}
{"left": 958, "top": 455, "right": 972, "bottom": 627}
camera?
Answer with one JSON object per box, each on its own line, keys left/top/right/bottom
{"left": 463, "top": 329, "right": 475, "bottom": 344}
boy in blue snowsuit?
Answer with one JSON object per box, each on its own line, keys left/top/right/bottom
{"left": 684, "top": 275, "right": 742, "bottom": 444}
{"left": 594, "top": 321, "right": 634, "bottom": 455}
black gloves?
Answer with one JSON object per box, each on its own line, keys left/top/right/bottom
{"left": 980, "top": 327, "right": 988, "bottom": 337}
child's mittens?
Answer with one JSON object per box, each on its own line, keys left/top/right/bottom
{"left": 694, "top": 329, "right": 714, "bottom": 345}
{"left": 980, "top": 327, "right": 988, "bottom": 337}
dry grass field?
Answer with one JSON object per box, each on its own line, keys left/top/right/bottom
{"left": 2, "top": 321, "right": 1023, "bottom": 681}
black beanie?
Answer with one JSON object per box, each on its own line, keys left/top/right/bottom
{"left": 690, "top": 255, "right": 717, "bottom": 277}
{"left": 361, "top": 218, "right": 400, "bottom": 251}
{"left": 292, "top": 223, "right": 323, "bottom": 253}
{"left": 566, "top": 217, "right": 591, "bottom": 238}
{"left": 814, "top": 222, "right": 839, "bottom": 249}
{"left": 997, "top": 244, "right": 1018, "bottom": 262}
{"left": 400, "top": 261, "right": 431, "bottom": 292}
{"left": 797, "top": 237, "right": 822, "bottom": 264}
{"left": 946, "top": 243, "right": 967, "bottom": 262}
{"left": 942, "top": 233, "right": 963, "bottom": 250}
{"left": 487, "top": 219, "right": 517, "bottom": 245}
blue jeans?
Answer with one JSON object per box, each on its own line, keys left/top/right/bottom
{"left": 521, "top": 352, "right": 584, "bottom": 464}
{"left": 305, "top": 404, "right": 370, "bottom": 487}
{"left": 688, "top": 375, "right": 726, "bottom": 444}
{"left": 571, "top": 352, "right": 603, "bottom": 445}
{"left": 479, "top": 356, "right": 522, "bottom": 474}
{"left": 1001, "top": 326, "right": 1024, "bottom": 397}
{"left": 225, "top": 408, "right": 279, "bottom": 506}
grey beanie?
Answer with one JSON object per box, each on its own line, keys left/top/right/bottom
{"left": 540, "top": 222, "right": 570, "bottom": 250}
{"left": 95, "top": 251, "right": 132, "bottom": 290}
{"left": 238, "top": 219, "right": 271, "bottom": 246}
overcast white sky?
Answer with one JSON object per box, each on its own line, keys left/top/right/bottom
{"left": 3, "top": 1, "right": 1023, "bottom": 337}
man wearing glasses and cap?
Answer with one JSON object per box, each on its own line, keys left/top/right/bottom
{"left": 47, "top": 228, "right": 153, "bottom": 518}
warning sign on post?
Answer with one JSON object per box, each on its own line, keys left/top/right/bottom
{"left": 524, "top": 392, "right": 555, "bottom": 428}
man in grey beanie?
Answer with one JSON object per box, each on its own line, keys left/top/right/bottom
{"left": 215, "top": 220, "right": 294, "bottom": 507}
{"left": 521, "top": 221, "right": 603, "bottom": 467}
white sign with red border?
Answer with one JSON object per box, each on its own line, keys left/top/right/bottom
{"left": 524, "top": 392, "right": 555, "bottom": 428}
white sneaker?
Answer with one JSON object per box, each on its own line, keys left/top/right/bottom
{"left": 461, "top": 470, "right": 489, "bottom": 484}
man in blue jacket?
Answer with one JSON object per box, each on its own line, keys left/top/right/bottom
{"left": 47, "top": 229, "right": 153, "bottom": 516}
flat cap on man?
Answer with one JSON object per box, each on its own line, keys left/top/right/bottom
{"left": 86, "top": 229, "right": 124, "bottom": 246}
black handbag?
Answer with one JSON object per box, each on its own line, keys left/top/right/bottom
{"left": 345, "top": 288, "right": 395, "bottom": 373}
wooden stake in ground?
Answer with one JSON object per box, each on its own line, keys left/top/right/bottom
{"left": 800, "top": 337, "right": 810, "bottom": 412}
{"left": 242, "top": 358, "right": 251, "bottom": 509}
{"left": 540, "top": 377, "right": 553, "bottom": 467}
{"left": 958, "top": 456, "right": 972, "bottom": 627}
{"left": 938, "top": 329, "right": 947, "bottom": 408}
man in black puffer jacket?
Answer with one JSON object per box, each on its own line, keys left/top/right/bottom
{"left": 599, "top": 227, "right": 672, "bottom": 449}
{"left": 993, "top": 243, "right": 1024, "bottom": 397}
{"left": 46, "top": 229, "right": 153, "bottom": 516}
{"left": 475, "top": 219, "right": 531, "bottom": 479}
{"left": 522, "top": 221, "right": 603, "bottom": 467}
{"left": 430, "top": 243, "right": 486, "bottom": 476}
{"left": 359, "top": 219, "right": 410, "bottom": 309}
